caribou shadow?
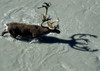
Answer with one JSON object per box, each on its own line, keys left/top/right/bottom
{"left": 39, "top": 34, "right": 98, "bottom": 52}
{"left": 13, "top": 33, "right": 98, "bottom": 52}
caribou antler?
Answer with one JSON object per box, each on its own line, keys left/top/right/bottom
{"left": 38, "top": 2, "right": 51, "bottom": 16}
{"left": 38, "top": 2, "right": 60, "bottom": 30}
{"left": 47, "top": 18, "right": 60, "bottom": 29}
{"left": 38, "top": 2, "right": 51, "bottom": 26}
{"left": 39, "top": 14, "right": 51, "bottom": 26}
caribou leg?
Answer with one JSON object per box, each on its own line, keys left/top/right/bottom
{"left": 1, "top": 29, "right": 8, "bottom": 36}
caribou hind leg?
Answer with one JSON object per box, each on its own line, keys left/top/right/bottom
{"left": 1, "top": 24, "right": 9, "bottom": 36}
{"left": 1, "top": 29, "right": 8, "bottom": 36}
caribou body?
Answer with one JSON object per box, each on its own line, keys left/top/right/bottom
{"left": 1, "top": 22, "right": 60, "bottom": 38}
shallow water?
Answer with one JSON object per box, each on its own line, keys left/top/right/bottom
{"left": 0, "top": 0, "right": 100, "bottom": 71}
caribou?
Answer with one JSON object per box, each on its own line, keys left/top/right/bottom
{"left": 1, "top": 2, "right": 60, "bottom": 39}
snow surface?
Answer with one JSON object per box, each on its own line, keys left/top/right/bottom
{"left": 0, "top": 0, "right": 100, "bottom": 71}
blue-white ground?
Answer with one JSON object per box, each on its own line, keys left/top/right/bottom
{"left": 0, "top": 0, "right": 100, "bottom": 71}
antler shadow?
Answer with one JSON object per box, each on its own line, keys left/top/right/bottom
{"left": 39, "top": 34, "right": 98, "bottom": 52}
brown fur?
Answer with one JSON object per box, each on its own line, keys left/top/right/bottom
{"left": 1, "top": 22, "right": 60, "bottom": 39}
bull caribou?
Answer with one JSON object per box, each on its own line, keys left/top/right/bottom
{"left": 1, "top": 2, "right": 60, "bottom": 39}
